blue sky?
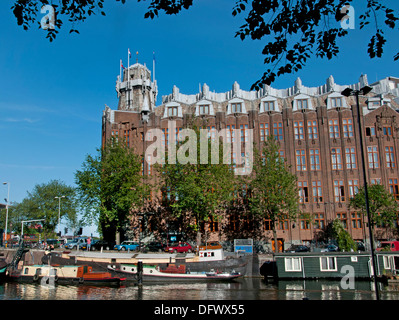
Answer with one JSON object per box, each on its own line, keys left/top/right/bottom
{"left": 0, "top": 0, "right": 398, "bottom": 235}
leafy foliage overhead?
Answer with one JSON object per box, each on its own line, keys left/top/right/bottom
{"left": 11, "top": 0, "right": 399, "bottom": 87}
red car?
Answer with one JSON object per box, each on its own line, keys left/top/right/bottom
{"left": 165, "top": 242, "right": 193, "bottom": 253}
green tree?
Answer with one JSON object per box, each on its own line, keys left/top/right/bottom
{"left": 328, "top": 218, "right": 357, "bottom": 252}
{"left": 10, "top": 1, "right": 399, "bottom": 87}
{"left": 349, "top": 184, "right": 399, "bottom": 234}
{"left": 75, "top": 138, "right": 145, "bottom": 243}
{"left": 8, "top": 180, "right": 78, "bottom": 236}
{"left": 250, "top": 136, "right": 299, "bottom": 252}
{"left": 158, "top": 125, "right": 236, "bottom": 247}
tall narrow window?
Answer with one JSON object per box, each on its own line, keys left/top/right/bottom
{"left": 240, "top": 124, "right": 249, "bottom": 142}
{"left": 385, "top": 146, "right": 395, "bottom": 168}
{"left": 329, "top": 119, "right": 340, "bottom": 138}
{"left": 308, "top": 120, "right": 318, "bottom": 139}
{"left": 168, "top": 106, "right": 178, "bottom": 117}
{"left": 334, "top": 180, "right": 345, "bottom": 202}
{"left": 296, "top": 149, "right": 307, "bottom": 171}
{"left": 345, "top": 147, "right": 357, "bottom": 169}
{"left": 337, "top": 213, "right": 348, "bottom": 228}
{"left": 309, "top": 149, "right": 320, "bottom": 171}
{"left": 348, "top": 179, "right": 359, "bottom": 198}
{"left": 351, "top": 213, "right": 362, "bottom": 229}
{"left": 226, "top": 125, "right": 235, "bottom": 143}
{"left": 342, "top": 119, "right": 354, "bottom": 138}
{"left": 367, "top": 146, "right": 379, "bottom": 168}
{"left": 298, "top": 181, "right": 309, "bottom": 203}
{"left": 331, "top": 148, "right": 342, "bottom": 170}
{"left": 383, "top": 126, "right": 392, "bottom": 136}
{"left": 273, "top": 122, "right": 283, "bottom": 140}
{"left": 294, "top": 121, "right": 304, "bottom": 140}
{"left": 312, "top": 180, "right": 323, "bottom": 203}
{"left": 260, "top": 123, "right": 269, "bottom": 141}
{"left": 389, "top": 178, "right": 399, "bottom": 200}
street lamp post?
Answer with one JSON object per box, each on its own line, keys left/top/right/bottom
{"left": 55, "top": 196, "right": 65, "bottom": 237}
{"left": 341, "top": 85, "right": 380, "bottom": 300}
{"left": 3, "top": 182, "right": 10, "bottom": 248}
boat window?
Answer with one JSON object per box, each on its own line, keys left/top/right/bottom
{"left": 50, "top": 269, "right": 57, "bottom": 276}
{"left": 24, "top": 268, "right": 29, "bottom": 275}
{"left": 284, "top": 257, "right": 302, "bottom": 272}
{"left": 383, "top": 256, "right": 391, "bottom": 269}
{"left": 320, "top": 257, "right": 337, "bottom": 271}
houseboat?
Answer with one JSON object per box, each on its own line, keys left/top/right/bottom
{"left": 265, "top": 251, "right": 399, "bottom": 280}
{"left": 107, "top": 263, "right": 242, "bottom": 282}
{"left": 8, "top": 264, "right": 126, "bottom": 285}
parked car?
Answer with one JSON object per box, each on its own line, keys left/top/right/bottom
{"left": 285, "top": 245, "right": 310, "bottom": 253}
{"left": 114, "top": 241, "right": 140, "bottom": 251}
{"left": 91, "top": 240, "right": 115, "bottom": 251}
{"left": 165, "top": 242, "right": 193, "bottom": 253}
{"left": 377, "top": 241, "right": 399, "bottom": 252}
{"left": 143, "top": 241, "right": 165, "bottom": 252}
{"left": 65, "top": 238, "right": 87, "bottom": 250}
{"left": 320, "top": 244, "right": 339, "bottom": 252}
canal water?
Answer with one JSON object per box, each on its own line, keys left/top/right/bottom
{"left": 2, "top": 278, "right": 399, "bottom": 300}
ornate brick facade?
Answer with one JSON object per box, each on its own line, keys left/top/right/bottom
{"left": 102, "top": 62, "right": 399, "bottom": 249}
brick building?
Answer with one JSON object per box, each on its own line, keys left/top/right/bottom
{"left": 102, "top": 61, "right": 399, "bottom": 250}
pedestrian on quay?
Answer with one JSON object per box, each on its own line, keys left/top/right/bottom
{"left": 87, "top": 237, "right": 91, "bottom": 251}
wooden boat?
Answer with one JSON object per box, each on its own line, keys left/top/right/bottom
{"left": 8, "top": 264, "right": 126, "bottom": 285}
{"left": 107, "top": 263, "right": 242, "bottom": 282}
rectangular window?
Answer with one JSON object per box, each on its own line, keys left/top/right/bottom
{"left": 264, "top": 101, "right": 275, "bottom": 111}
{"left": 297, "top": 99, "right": 308, "bottom": 110}
{"left": 294, "top": 121, "right": 304, "bottom": 140}
{"left": 123, "top": 130, "right": 130, "bottom": 146}
{"left": 147, "top": 155, "right": 152, "bottom": 175}
{"left": 337, "top": 213, "right": 348, "bottom": 229}
{"left": 308, "top": 120, "right": 318, "bottom": 139}
{"left": 298, "top": 181, "right": 309, "bottom": 203}
{"left": 334, "top": 180, "right": 345, "bottom": 202}
{"left": 348, "top": 179, "right": 359, "bottom": 198}
{"left": 351, "top": 212, "right": 362, "bottom": 229}
{"left": 199, "top": 105, "right": 209, "bottom": 115}
{"left": 231, "top": 103, "right": 242, "bottom": 113}
{"left": 273, "top": 122, "right": 283, "bottom": 141}
{"left": 240, "top": 124, "right": 249, "bottom": 143}
{"left": 260, "top": 123, "right": 269, "bottom": 141}
{"left": 285, "top": 257, "right": 302, "bottom": 272}
{"left": 389, "top": 178, "right": 399, "bottom": 200}
{"left": 168, "top": 106, "right": 178, "bottom": 117}
{"left": 320, "top": 257, "right": 337, "bottom": 271}
{"left": 331, "top": 148, "right": 342, "bottom": 170}
{"left": 300, "top": 215, "right": 310, "bottom": 230}
{"left": 383, "top": 126, "right": 392, "bottom": 136}
{"left": 345, "top": 147, "right": 357, "bottom": 169}
{"left": 207, "top": 126, "right": 216, "bottom": 141}
{"left": 226, "top": 125, "right": 235, "bottom": 143}
{"left": 367, "top": 146, "right": 379, "bottom": 169}
{"left": 366, "top": 127, "right": 376, "bottom": 137}
{"left": 309, "top": 149, "right": 320, "bottom": 171}
{"left": 331, "top": 97, "right": 342, "bottom": 108}
{"left": 342, "top": 119, "right": 354, "bottom": 138}
{"left": 385, "top": 146, "right": 395, "bottom": 168}
{"left": 296, "top": 149, "right": 307, "bottom": 171}
{"left": 264, "top": 219, "right": 272, "bottom": 231}
{"left": 312, "top": 181, "right": 323, "bottom": 203}
{"left": 329, "top": 119, "right": 339, "bottom": 138}
{"left": 314, "top": 213, "right": 325, "bottom": 229}
{"left": 371, "top": 178, "right": 381, "bottom": 185}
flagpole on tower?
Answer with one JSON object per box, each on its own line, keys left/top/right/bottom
{"left": 153, "top": 51, "right": 156, "bottom": 83}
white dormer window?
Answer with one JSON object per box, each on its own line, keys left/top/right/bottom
{"left": 297, "top": 99, "right": 309, "bottom": 110}
{"left": 168, "top": 106, "right": 178, "bottom": 117}
{"left": 231, "top": 103, "right": 242, "bottom": 113}
{"left": 331, "top": 97, "right": 342, "bottom": 108}
{"left": 264, "top": 101, "right": 275, "bottom": 111}
{"left": 199, "top": 105, "right": 209, "bottom": 115}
